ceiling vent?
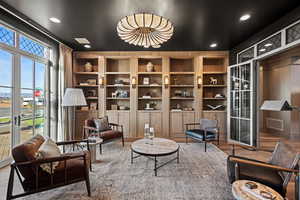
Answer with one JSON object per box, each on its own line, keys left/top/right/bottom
{"left": 74, "top": 38, "right": 90, "bottom": 44}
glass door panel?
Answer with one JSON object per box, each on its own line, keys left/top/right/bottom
{"left": 228, "top": 61, "right": 256, "bottom": 146}
{"left": 0, "top": 49, "right": 13, "bottom": 162}
{"left": 34, "top": 62, "right": 46, "bottom": 135}
{"left": 0, "top": 87, "right": 12, "bottom": 161}
{"left": 20, "top": 56, "right": 35, "bottom": 143}
{"left": 20, "top": 89, "right": 34, "bottom": 143}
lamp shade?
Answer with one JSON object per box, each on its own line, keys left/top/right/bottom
{"left": 62, "top": 88, "right": 87, "bottom": 107}
{"left": 260, "top": 100, "right": 292, "bottom": 111}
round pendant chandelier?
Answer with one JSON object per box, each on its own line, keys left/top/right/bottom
{"left": 117, "top": 13, "right": 174, "bottom": 48}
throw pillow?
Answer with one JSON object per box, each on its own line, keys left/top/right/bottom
{"left": 94, "top": 117, "right": 110, "bottom": 131}
{"left": 36, "top": 138, "right": 61, "bottom": 174}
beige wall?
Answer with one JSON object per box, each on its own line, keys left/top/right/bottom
{"left": 259, "top": 46, "right": 300, "bottom": 139}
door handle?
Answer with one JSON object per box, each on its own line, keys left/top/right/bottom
{"left": 18, "top": 115, "right": 21, "bottom": 126}
{"left": 14, "top": 116, "right": 17, "bottom": 126}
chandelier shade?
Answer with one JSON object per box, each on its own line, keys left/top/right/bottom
{"left": 117, "top": 13, "right": 174, "bottom": 48}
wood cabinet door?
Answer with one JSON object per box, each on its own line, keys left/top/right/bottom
{"left": 119, "top": 112, "right": 130, "bottom": 138}
{"left": 106, "top": 111, "right": 119, "bottom": 124}
{"left": 183, "top": 112, "right": 196, "bottom": 133}
{"left": 75, "top": 110, "right": 98, "bottom": 140}
{"left": 137, "top": 112, "right": 150, "bottom": 138}
{"left": 170, "top": 112, "right": 183, "bottom": 137}
{"left": 203, "top": 112, "right": 226, "bottom": 140}
{"left": 150, "top": 112, "right": 163, "bottom": 138}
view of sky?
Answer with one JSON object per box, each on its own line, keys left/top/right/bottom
{"left": 0, "top": 49, "right": 46, "bottom": 96}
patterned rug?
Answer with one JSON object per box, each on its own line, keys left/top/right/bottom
{"left": 24, "top": 142, "right": 233, "bottom": 200}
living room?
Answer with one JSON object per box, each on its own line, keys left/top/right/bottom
{"left": 0, "top": 1, "right": 300, "bottom": 200}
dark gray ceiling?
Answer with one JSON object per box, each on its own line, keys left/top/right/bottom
{"left": 2, "top": 0, "right": 300, "bottom": 51}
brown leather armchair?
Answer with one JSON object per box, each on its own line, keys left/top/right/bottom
{"left": 227, "top": 142, "right": 300, "bottom": 199}
{"left": 7, "top": 135, "right": 91, "bottom": 200}
{"left": 83, "top": 116, "right": 124, "bottom": 154}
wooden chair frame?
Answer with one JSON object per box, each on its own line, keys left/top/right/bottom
{"left": 6, "top": 140, "right": 91, "bottom": 200}
{"left": 185, "top": 122, "right": 220, "bottom": 152}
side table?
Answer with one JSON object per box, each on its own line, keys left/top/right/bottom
{"left": 87, "top": 137, "right": 103, "bottom": 163}
{"left": 232, "top": 180, "right": 284, "bottom": 200}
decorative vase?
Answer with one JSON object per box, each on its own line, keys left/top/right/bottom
{"left": 84, "top": 62, "right": 93, "bottom": 72}
{"left": 92, "top": 65, "right": 98, "bottom": 72}
{"left": 146, "top": 62, "right": 154, "bottom": 72}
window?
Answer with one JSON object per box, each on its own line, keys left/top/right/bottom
{"left": 19, "top": 35, "right": 47, "bottom": 58}
{"left": 0, "top": 23, "right": 50, "bottom": 164}
{"left": 286, "top": 22, "right": 300, "bottom": 44}
{"left": 257, "top": 33, "right": 282, "bottom": 56}
{"left": 238, "top": 47, "right": 254, "bottom": 63}
{"left": 0, "top": 26, "right": 15, "bottom": 46}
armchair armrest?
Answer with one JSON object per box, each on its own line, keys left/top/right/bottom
{"left": 185, "top": 123, "right": 200, "bottom": 126}
{"left": 56, "top": 139, "right": 89, "bottom": 146}
{"left": 229, "top": 142, "right": 274, "bottom": 156}
{"left": 184, "top": 123, "right": 200, "bottom": 131}
{"left": 12, "top": 152, "right": 87, "bottom": 167}
{"left": 83, "top": 126, "right": 98, "bottom": 131}
{"left": 109, "top": 123, "right": 123, "bottom": 132}
{"left": 229, "top": 156, "right": 299, "bottom": 174}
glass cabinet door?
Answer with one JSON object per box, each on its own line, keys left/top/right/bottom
{"left": 228, "top": 61, "right": 257, "bottom": 146}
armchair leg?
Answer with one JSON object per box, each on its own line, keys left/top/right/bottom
{"left": 99, "top": 144, "right": 102, "bottom": 154}
{"left": 85, "top": 167, "right": 91, "bottom": 197}
{"left": 204, "top": 141, "right": 207, "bottom": 152}
{"left": 296, "top": 174, "right": 300, "bottom": 200}
{"left": 234, "top": 163, "right": 240, "bottom": 181}
{"left": 6, "top": 166, "right": 14, "bottom": 200}
{"left": 122, "top": 136, "right": 124, "bottom": 147}
{"left": 217, "top": 134, "right": 220, "bottom": 145}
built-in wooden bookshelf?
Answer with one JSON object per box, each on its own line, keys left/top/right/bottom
{"left": 73, "top": 57, "right": 99, "bottom": 111}
{"left": 137, "top": 58, "right": 163, "bottom": 111}
{"left": 73, "top": 52, "right": 228, "bottom": 140}
{"left": 169, "top": 58, "right": 195, "bottom": 111}
{"left": 105, "top": 58, "right": 130, "bottom": 111}
{"left": 202, "top": 57, "right": 227, "bottom": 112}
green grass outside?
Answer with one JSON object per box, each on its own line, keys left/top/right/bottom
{"left": 0, "top": 117, "right": 44, "bottom": 125}
{"left": 24, "top": 117, "right": 44, "bottom": 127}
{"left": 0, "top": 118, "right": 10, "bottom": 123}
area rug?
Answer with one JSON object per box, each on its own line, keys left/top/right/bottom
{"left": 24, "top": 142, "right": 233, "bottom": 200}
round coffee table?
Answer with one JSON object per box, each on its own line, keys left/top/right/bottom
{"left": 131, "top": 138, "right": 180, "bottom": 176}
{"left": 232, "top": 180, "right": 284, "bottom": 200}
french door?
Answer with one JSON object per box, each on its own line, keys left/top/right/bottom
{"left": 0, "top": 48, "right": 47, "bottom": 166}
{"left": 227, "top": 60, "right": 258, "bottom": 146}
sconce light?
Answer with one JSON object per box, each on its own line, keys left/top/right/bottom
{"left": 131, "top": 76, "right": 137, "bottom": 88}
{"left": 197, "top": 76, "right": 202, "bottom": 88}
{"left": 164, "top": 75, "right": 169, "bottom": 88}
{"left": 99, "top": 76, "right": 104, "bottom": 87}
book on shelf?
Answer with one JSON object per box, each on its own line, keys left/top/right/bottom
{"left": 141, "top": 96, "right": 151, "bottom": 99}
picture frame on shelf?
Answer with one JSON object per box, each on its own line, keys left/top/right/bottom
{"left": 143, "top": 77, "right": 150, "bottom": 85}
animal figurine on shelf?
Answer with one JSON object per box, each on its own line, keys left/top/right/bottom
{"left": 209, "top": 77, "right": 218, "bottom": 85}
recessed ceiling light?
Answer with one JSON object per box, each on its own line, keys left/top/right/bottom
{"left": 210, "top": 43, "right": 217, "bottom": 48}
{"left": 240, "top": 14, "right": 251, "bottom": 21}
{"left": 84, "top": 44, "right": 91, "bottom": 49}
{"left": 49, "top": 17, "right": 61, "bottom": 23}
{"left": 259, "top": 48, "right": 266, "bottom": 52}
{"left": 264, "top": 43, "right": 273, "bottom": 47}
{"left": 74, "top": 38, "right": 90, "bottom": 44}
